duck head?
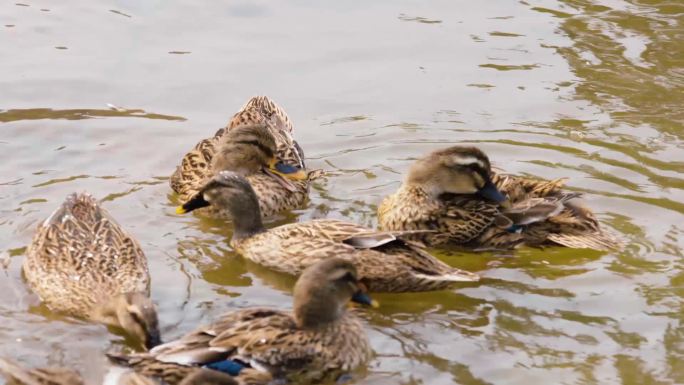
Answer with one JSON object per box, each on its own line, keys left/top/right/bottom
{"left": 176, "top": 171, "right": 265, "bottom": 239}
{"left": 406, "top": 146, "right": 508, "bottom": 206}
{"left": 293, "top": 258, "right": 377, "bottom": 329}
{"left": 212, "top": 123, "right": 307, "bottom": 192}
{"left": 95, "top": 292, "right": 161, "bottom": 350}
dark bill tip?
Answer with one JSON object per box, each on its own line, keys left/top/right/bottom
{"left": 176, "top": 194, "right": 210, "bottom": 214}
{"left": 351, "top": 290, "right": 379, "bottom": 308}
{"left": 145, "top": 329, "right": 162, "bottom": 349}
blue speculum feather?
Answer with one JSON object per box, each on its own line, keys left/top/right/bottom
{"left": 274, "top": 162, "right": 302, "bottom": 175}
{"left": 205, "top": 360, "right": 245, "bottom": 376}
{"left": 505, "top": 224, "right": 523, "bottom": 233}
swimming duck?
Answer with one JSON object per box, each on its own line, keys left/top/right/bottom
{"left": 377, "top": 146, "right": 622, "bottom": 250}
{"left": 23, "top": 193, "right": 160, "bottom": 349}
{"left": 108, "top": 258, "right": 375, "bottom": 385}
{"left": 0, "top": 358, "right": 239, "bottom": 385}
{"left": 176, "top": 171, "right": 479, "bottom": 292}
{"left": 0, "top": 358, "right": 85, "bottom": 385}
{"left": 170, "top": 96, "right": 319, "bottom": 218}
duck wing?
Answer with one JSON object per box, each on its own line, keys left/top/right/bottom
{"left": 170, "top": 135, "right": 219, "bottom": 200}
{"left": 436, "top": 197, "right": 502, "bottom": 244}
{"left": 502, "top": 192, "right": 582, "bottom": 226}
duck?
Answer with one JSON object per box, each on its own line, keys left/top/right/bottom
{"left": 176, "top": 171, "right": 479, "bottom": 292}
{"left": 107, "top": 258, "right": 375, "bottom": 385}
{"left": 23, "top": 193, "right": 161, "bottom": 349}
{"left": 0, "top": 358, "right": 239, "bottom": 385}
{"left": 170, "top": 96, "right": 320, "bottom": 218}
{"left": 377, "top": 146, "right": 622, "bottom": 250}
{"left": 0, "top": 358, "right": 85, "bottom": 385}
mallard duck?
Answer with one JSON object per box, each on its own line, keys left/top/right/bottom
{"left": 377, "top": 146, "right": 622, "bottom": 250}
{"left": 0, "top": 358, "right": 84, "bottom": 385}
{"left": 170, "top": 96, "right": 320, "bottom": 218}
{"left": 23, "top": 193, "right": 161, "bottom": 349}
{"left": 108, "top": 258, "right": 375, "bottom": 385}
{"left": 176, "top": 171, "right": 479, "bottom": 292}
{"left": 0, "top": 358, "right": 239, "bottom": 385}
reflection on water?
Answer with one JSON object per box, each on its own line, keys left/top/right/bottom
{"left": 0, "top": 108, "right": 186, "bottom": 123}
{"left": 1, "top": 0, "right": 683, "bottom": 384}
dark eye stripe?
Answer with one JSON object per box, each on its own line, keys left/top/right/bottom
{"left": 233, "top": 140, "right": 274, "bottom": 158}
{"left": 457, "top": 163, "right": 489, "bottom": 181}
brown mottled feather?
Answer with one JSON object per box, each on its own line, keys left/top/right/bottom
{"left": 378, "top": 151, "right": 621, "bottom": 250}
{"left": 0, "top": 358, "right": 84, "bottom": 385}
{"left": 234, "top": 219, "right": 479, "bottom": 292}
{"left": 23, "top": 193, "right": 149, "bottom": 318}
{"left": 108, "top": 260, "right": 371, "bottom": 385}
{"left": 170, "top": 96, "right": 318, "bottom": 218}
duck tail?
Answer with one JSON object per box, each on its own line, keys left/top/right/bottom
{"left": 547, "top": 231, "right": 623, "bottom": 251}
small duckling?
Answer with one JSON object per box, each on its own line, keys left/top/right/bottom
{"left": 378, "top": 146, "right": 621, "bottom": 250}
{"left": 108, "top": 258, "right": 375, "bottom": 385}
{"left": 23, "top": 193, "right": 160, "bottom": 349}
{"left": 170, "top": 96, "right": 318, "bottom": 218}
{"left": 177, "top": 171, "right": 479, "bottom": 292}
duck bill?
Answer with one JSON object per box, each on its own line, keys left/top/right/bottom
{"left": 176, "top": 194, "right": 210, "bottom": 214}
{"left": 263, "top": 167, "right": 298, "bottom": 192}
{"left": 351, "top": 290, "right": 380, "bottom": 308}
{"left": 477, "top": 180, "right": 509, "bottom": 207}
{"left": 273, "top": 161, "right": 308, "bottom": 181}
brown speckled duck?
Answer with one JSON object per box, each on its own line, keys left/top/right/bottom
{"left": 0, "top": 358, "right": 85, "bottom": 385}
{"left": 23, "top": 193, "right": 160, "bottom": 349}
{"left": 108, "top": 258, "right": 375, "bottom": 385}
{"left": 170, "top": 96, "right": 320, "bottom": 218}
{"left": 0, "top": 358, "right": 239, "bottom": 385}
{"left": 176, "top": 171, "right": 479, "bottom": 292}
{"left": 377, "top": 146, "right": 622, "bottom": 250}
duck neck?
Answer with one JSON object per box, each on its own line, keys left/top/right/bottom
{"left": 220, "top": 189, "right": 266, "bottom": 241}
{"left": 90, "top": 294, "right": 122, "bottom": 325}
{"left": 294, "top": 297, "right": 345, "bottom": 330}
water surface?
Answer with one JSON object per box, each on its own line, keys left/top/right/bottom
{"left": 1, "top": 0, "right": 683, "bottom": 384}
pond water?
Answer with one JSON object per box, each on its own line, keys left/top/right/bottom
{"left": 1, "top": 0, "right": 683, "bottom": 384}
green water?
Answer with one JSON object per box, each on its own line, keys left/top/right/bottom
{"left": 1, "top": 0, "right": 683, "bottom": 384}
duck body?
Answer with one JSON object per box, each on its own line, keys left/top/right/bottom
{"left": 177, "top": 171, "right": 480, "bottom": 292}
{"left": 109, "top": 259, "right": 374, "bottom": 385}
{"left": 170, "top": 96, "right": 318, "bottom": 218}
{"left": 23, "top": 193, "right": 160, "bottom": 348}
{"left": 0, "top": 358, "right": 85, "bottom": 385}
{"left": 378, "top": 146, "right": 621, "bottom": 250}
{"left": 234, "top": 219, "right": 479, "bottom": 292}
{"left": 0, "top": 358, "right": 239, "bottom": 385}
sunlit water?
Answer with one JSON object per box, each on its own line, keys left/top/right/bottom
{"left": 1, "top": 1, "right": 683, "bottom": 384}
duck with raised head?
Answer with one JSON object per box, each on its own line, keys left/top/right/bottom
{"left": 377, "top": 146, "right": 621, "bottom": 250}
{"left": 23, "top": 193, "right": 161, "bottom": 350}
{"left": 108, "top": 258, "right": 375, "bottom": 385}
{"left": 176, "top": 171, "right": 479, "bottom": 292}
{"left": 170, "top": 96, "right": 320, "bottom": 218}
